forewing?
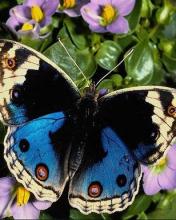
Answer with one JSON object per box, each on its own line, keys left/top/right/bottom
{"left": 0, "top": 40, "right": 80, "bottom": 125}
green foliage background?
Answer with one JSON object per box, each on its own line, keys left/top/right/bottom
{"left": 1, "top": 0, "right": 176, "bottom": 219}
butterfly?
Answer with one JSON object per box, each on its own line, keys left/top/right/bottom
{"left": 1, "top": 39, "right": 176, "bottom": 214}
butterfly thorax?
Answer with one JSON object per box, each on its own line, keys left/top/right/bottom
{"left": 75, "top": 85, "right": 99, "bottom": 129}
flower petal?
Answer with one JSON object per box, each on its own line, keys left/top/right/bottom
{"left": 89, "top": 24, "right": 107, "bottom": 33}
{"left": 167, "top": 145, "right": 176, "bottom": 170}
{"left": 91, "top": 0, "right": 111, "bottom": 6}
{"left": 6, "top": 17, "right": 20, "bottom": 30}
{"left": 42, "top": 0, "right": 59, "bottom": 16}
{"left": 18, "top": 22, "right": 40, "bottom": 39}
{"left": 32, "top": 200, "right": 52, "bottom": 210}
{"left": 158, "top": 167, "right": 176, "bottom": 189}
{"left": 81, "top": 3, "right": 100, "bottom": 26}
{"left": 11, "top": 202, "right": 40, "bottom": 220}
{"left": 107, "top": 16, "right": 129, "bottom": 34}
{"left": 25, "top": 0, "right": 44, "bottom": 7}
{"left": 0, "top": 196, "right": 11, "bottom": 218}
{"left": 39, "top": 16, "right": 51, "bottom": 27}
{"left": 9, "top": 5, "right": 31, "bottom": 23}
{"left": 61, "top": 9, "right": 81, "bottom": 17}
{"left": 112, "top": 0, "right": 135, "bottom": 16}
{"left": 0, "top": 177, "right": 15, "bottom": 197}
{"left": 142, "top": 168, "right": 161, "bottom": 195}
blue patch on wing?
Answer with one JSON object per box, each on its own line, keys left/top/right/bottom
{"left": 5, "top": 112, "right": 70, "bottom": 201}
{"left": 69, "top": 127, "right": 140, "bottom": 214}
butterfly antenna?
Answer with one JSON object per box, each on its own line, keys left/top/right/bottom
{"left": 58, "top": 38, "right": 90, "bottom": 87}
{"left": 95, "top": 48, "right": 134, "bottom": 87}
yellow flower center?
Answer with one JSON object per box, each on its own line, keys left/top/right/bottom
{"left": 59, "top": 0, "right": 76, "bottom": 10}
{"left": 31, "top": 5, "right": 44, "bottom": 22}
{"left": 100, "top": 4, "right": 117, "bottom": 26}
{"left": 157, "top": 157, "right": 167, "bottom": 166}
{"left": 21, "top": 22, "right": 33, "bottom": 31}
{"left": 16, "top": 186, "right": 30, "bottom": 206}
{"left": 151, "top": 157, "right": 168, "bottom": 174}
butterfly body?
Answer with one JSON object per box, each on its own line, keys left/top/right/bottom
{"left": 1, "top": 39, "right": 176, "bottom": 214}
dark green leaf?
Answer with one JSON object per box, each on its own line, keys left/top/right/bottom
{"left": 111, "top": 74, "right": 123, "bottom": 88}
{"left": 127, "top": 1, "right": 142, "bottom": 31}
{"left": 95, "top": 40, "right": 122, "bottom": 71}
{"left": 147, "top": 192, "right": 176, "bottom": 219}
{"left": 97, "top": 79, "right": 114, "bottom": 91}
{"left": 64, "top": 17, "right": 88, "bottom": 50}
{"left": 137, "top": 212, "right": 148, "bottom": 220}
{"left": 39, "top": 212, "right": 54, "bottom": 220}
{"left": 44, "top": 27, "right": 96, "bottom": 88}
{"left": 114, "top": 35, "right": 138, "bottom": 50}
{"left": 122, "top": 195, "right": 152, "bottom": 219}
{"left": 21, "top": 37, "right": 44, "bottom": 51}
{"left": 162, "top": 13, "right": 176, "bottom": 39}
{"left": 125, "top": 39, "right": 154, "bottom": 85}
{"left": 162, "top": 53, "right": 176, "bottom": 74}
{"left": 70, "top": 209, "right": 102, "bottom": 220}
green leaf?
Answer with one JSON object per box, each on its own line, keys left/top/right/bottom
{"left": 16, "top": 0, "right": 24, "bottom": 4}
{"left": 137, "top": 212, "right": 148, "bottom": 220}
{"left": 125, "top": 39, "right": 154, "bottom": 85}
{"left": 141, "top": 0, "right": 154, "bottom": 17}
{"left": 147, "top": 196, "right": 176, "bottom": 219}
{"left": 127, "top": 1, "right": 142, "bottom": 31}
{"left": 151, "top": 192, "right": 162, "bottom": 203}
{"left": 162, "top": 13, "right": 176, "bottom": 39}
{"left": 97, "top": 79, "right": 114, "bottom": 92}
{"left": 70, "top": 209, "right": 102, "bottom": 220}
{"left": 64, "top": 17, "right": 88, "bottom": 50}
{"left": 44, "top": 27, "right": 96, "bottom": 88}
{"left": 149, "top": 43, "right": 164, "bottom": 85}
{"left": 39, "top": 212, "right": 54, "bottom": 220}
{"left": 114, "top": 35, "right": 138, "bottom": 50}
{"left": 162, "top": 53, "right": 176, "bottom": 74}
{"left": 21, "top": 37, "right": 44, "bottom": 51}
{"left": 95, "top": 40, "right": 122, "bottom": 71}
{"left": 122, "top": 195, "right": 152, "bottom": 220}
{"left": 111, "top": 74, "right": 123, "bottom": 88}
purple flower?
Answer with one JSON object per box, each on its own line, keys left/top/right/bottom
{"left": 57, "top": 0, "right": 89, "bottom": 17}
{"left": 81, "top": 0, "right": 136, "bottom": 33}
{"left": 142, "top": 145, "right": 176, "bottom": 195}
{"left": 0, "top": 177, "right": 51, "bottom": 219}
{"left": 98, "top": 88, "right": 109, "bottom": 97}
{"left": 6, "top": 0, "right": 58, "bottom": 38}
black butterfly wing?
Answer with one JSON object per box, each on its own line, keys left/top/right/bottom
{"left": 0, "top": 39, "right": 80, "bottom": 125}
{"left": 98, "top": 86, "right": 176, "bottom": 164}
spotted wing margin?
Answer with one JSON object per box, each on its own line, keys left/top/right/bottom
{"left": 0, "top": 39, "right": 80, "bottom": 125}
{"left": 4, "top": 112, "right": 73, "bottom": 202}
{"left": 69, "top": 127, "right": 141, "bottom": 214}
{"left": 98, "top": 86, "right": 176, "bottom": 164}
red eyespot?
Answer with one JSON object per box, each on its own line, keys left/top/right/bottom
{"left": 5, "top": 58, "right": 16, "bottom": 69}
{"left": 168, "top": 105, "right": 176, "bottom": 117}
{"left": 35, "top": 164, "right": 49, "bottom": 181}
{"left": 88, "top": 182, "right": 103, "bottom": 198}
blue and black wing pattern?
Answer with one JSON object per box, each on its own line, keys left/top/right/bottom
{"left": 98, "top": 86, "right": 176, "bottom": 164}
{"left": 0, "top": 40, "right": 80, "bottom": 125}
{"left": 4, "top": 112, "right": 73, "bottom": 202}
{"left": 69, "top": 127, "right": 141, "bottom": 214}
